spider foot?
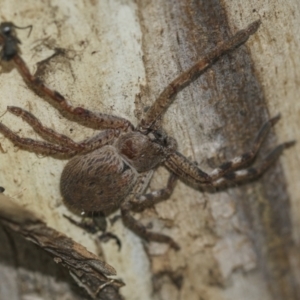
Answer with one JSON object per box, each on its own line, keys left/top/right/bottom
{"left": 99, "top": 232, "right": 122, "bottom": 251}
{"left": 63, "top": 214, "right": 105, "bottom": 234}
{"left": 121, "top": 204, "right": 180, "bottom": 251}
{"left": 212, "top": 140, "right": 296, "bottom": 188}
{"left": 64, "top": 213, "right": 122, "bottom": 250}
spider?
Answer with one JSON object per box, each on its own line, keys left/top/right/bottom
{"left": 0, "top": 20, "right": 294, "bottom": 250}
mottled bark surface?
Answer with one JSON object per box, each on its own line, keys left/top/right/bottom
{"left": 0, "top": 1, "right": 299, "bottom": 300}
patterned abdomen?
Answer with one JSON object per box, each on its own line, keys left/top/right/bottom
{"left": 60, "top": 146, "right": 137, "bottom": 214}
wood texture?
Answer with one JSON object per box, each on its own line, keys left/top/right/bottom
{"left": 0, "top": 1, "right": 299, "bottom": 299}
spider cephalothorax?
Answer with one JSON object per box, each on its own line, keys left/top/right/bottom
{"left": 0, "top": 20, "right": 294, "bottom": 250}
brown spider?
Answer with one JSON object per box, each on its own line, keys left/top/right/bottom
{"left": 0, "top": 20, "right": 294, "bottom": 250}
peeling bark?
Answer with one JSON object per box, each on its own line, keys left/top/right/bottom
{"left": 0, "top": 194, "right": 124, "bottom": 299}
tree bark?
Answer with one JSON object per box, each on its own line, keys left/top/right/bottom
{"left": 0, "top": 0, "right": 299, "bottom": 300}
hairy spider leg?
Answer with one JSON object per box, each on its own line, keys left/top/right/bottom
{"left": 141, "top": 20, "right": 261, "bottom": 130}
{"left": 0, "top": 22, "right": 132, "bottom": 131}
{"left": 211, "top": 141, "right": 295, "bottom": 188}
{"left": 1, "top": 106, "right": 120, "bottom": 156}
{"left": 165, "top": 140, "right": 295, "bottom": 188}
{"left": 0, "top": 122, "right": 76, "bottom": 157}
{"left": 121, "top": 202, "right": 180, "bottom": 250}
{"left": 118, "top": 171, "right": 179, "bottom": 249}
{"left": 7, "top": 105, "right": 119, "bottom": 152}
{"left": 129, "top": 173, "right": 177, "bottom": 211}
{"left": 13, "top": 54, "right": 133, "bottom": 131}
{"left": 208, "top": 114, "right": 282, "bottom": 180}
{"left": 11, "top": 54, "right": 133, "bottom": 131}
{"left": 163, "top": 115, "right": 291, "bottom": 185}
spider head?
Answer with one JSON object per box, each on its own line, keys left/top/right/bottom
{"left": 116, "top": 130, "right": 177, "bottom": 173}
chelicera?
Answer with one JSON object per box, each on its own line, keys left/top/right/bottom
{"left": 0, "top": 20, "right": 294, "bottom": 250}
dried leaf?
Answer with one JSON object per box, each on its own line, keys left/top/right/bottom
{"left": 0, "top": 194, "right": 124, "bottom": 299}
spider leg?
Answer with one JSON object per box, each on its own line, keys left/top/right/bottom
{"left": 165, "top": 151, "right": 210, "bottom": 185}
{"left": 209, "top": 114, "right": 281, "bottom": 180}
{"left": 141, "top": 20, "right": 261, "bottom": 130}
{"left": 211, "top": 141, "right": 295, "bottom": 188}
{"left": 121, "top": 171, "right": 179, "bottom": 250}
{"left": 63, "top": 213, "right": 122, "bottom": 250}
{"left": 120, "top": 202, "right": 180, "bottom": 250}
{"left": 165, "top": 115, "right": 294, "bottom": 186}
{"left": 7, "top": 106, "right": 119, "bottom": 153}
{"left": 130, "top": 173, "right": 177, "bottom": 212}
{"left": 8, "top": 106, "right": 82, "bottom": 150}
{"left": 0, "top": 122, "right": 77, "bottom": 157}
{"left": 165, "top": 141, "right": 294, "bottom": 188}
{"left": 11, "top": 55, "right": 133, "bottom": 131}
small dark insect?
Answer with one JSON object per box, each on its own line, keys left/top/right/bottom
{"left": 0, "top": 21, "right": 294, "bottom": 250}
{"left": 0, "top": 22, "right": 32, "bottom": 61}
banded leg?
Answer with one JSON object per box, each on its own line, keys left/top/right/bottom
{"left": 164, "top": 115, "right": 294, "bottom": 185}
{"left": 121, "top": 202, "right": 180, "bottom": 250}
{"left": 0, "top": 122, "right": 77, "bottom": 157}
{"left": 209, "top": 114, "right": 281, "bottom": 180}
{"left": 211, "top": 141, "right": 295, "bottom": 188}
{"left": 12, "top": 55, "right": 133, "bottom": 131}
{"left": 142, "top": 20, "right": 261, "bottom": 129}
{"left": 166, "top": 141, "right": 294, "bottom": 188}
{"left": 165, "top": 115, "right": 292, "bottom": 186}
{"left": 7, "top": 106, "right": 119, "bottom": 153}
{"left": 130, "top": 173, "right": 177, "bottom": 211}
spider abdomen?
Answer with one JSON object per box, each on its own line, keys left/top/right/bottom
{"left": 60, "top": 146, "right": 138, "bottom": 215}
